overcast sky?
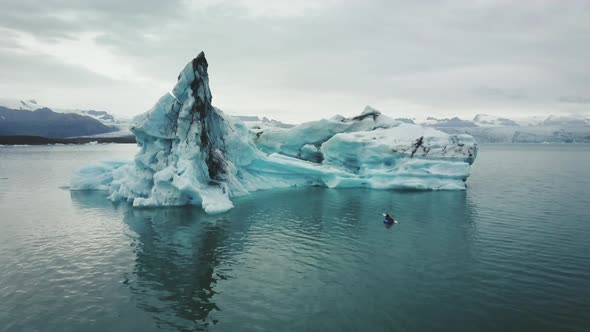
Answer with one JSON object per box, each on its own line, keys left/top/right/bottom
{"left": 1, "top": 0, "right": 589, "bottom": 123}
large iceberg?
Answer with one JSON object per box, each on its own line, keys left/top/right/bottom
{"left": 71, "top": 52, "right": 478, "bottom": 214}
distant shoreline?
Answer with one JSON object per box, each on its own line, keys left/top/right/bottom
{"left": 0, "top": 135, "right": 136, "bottom": 145}
{"left": 1, "top": 135, "right": 588, "bottom": 146}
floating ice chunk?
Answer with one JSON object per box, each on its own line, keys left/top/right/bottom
{"left": 71, "top": 52, "right": 478, "bottom": 214}
{"left": 70, "top": 161, "right": 129, "bottom": 191}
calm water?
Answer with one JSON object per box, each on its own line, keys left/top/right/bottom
{"left": 0, "top": 144, "right": 589, "bottom": 331}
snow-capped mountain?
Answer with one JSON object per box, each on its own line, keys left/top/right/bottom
{"left": 0, "top": 98, "right": 125, "bottom": 126}
{"left": 422, "top": 117, "right": 478, "bottom": 128}
{"left": 419, "top": 113, "right": 590, "bottom": 143}
{"left": 473, "top": 114, "right": 519, "bottom": 127}
{"left": 0, "top": 98, "right": 132, "bottom": 138}
{"left": 64, "top": 109, "right": 116, "bottom": 124}
{"left": 0, "top": 106, "right": 118, "bottom": 138}
{"left": 0, "top": 98, "right": 46, "bottom": 111}
{"left": 234, "top": 115, "right": 294, "bottom": 130}
{"left": 542, "top": 115, "right": 589, "bottom": 127}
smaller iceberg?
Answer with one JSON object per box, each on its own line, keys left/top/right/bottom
{"left": 71, "top": 52, "right": 478, "bottom": 214}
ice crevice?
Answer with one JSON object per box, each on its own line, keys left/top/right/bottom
{"left": 71, "top": 52, "right": 478, "bottom": 214}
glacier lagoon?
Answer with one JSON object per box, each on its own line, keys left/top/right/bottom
{"left": 1, "top": 143, "right": 589, "bottom": 331}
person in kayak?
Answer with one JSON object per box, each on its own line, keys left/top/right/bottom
{"left": 383, "top": 213, "right": 395, "bottom": 222}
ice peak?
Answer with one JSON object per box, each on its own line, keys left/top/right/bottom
{"left": 353, "top": 105, "right": 381, "bottom": 121}
{"left": 191, "top": 51, "right": 209, "bottom": 87}
{"left": 194, "top": 51, "right": 208, "bottom": 66}
{"left": 361, "top": 105, "right": 381, "bottom": 116}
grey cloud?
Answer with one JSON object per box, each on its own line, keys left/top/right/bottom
{"left": 1, "top": 0, "right": 590, "bottom": 120}
{"left": 0, "top": 49, "right": 115, "bottom": 86}
{"left": 474, "top": 87, "right": 527, "bottom": 100}
{"left": 0, "top": 0, "right": 186, "bottom": 42}
{"left": 558, "top": 96, "right": 590, "bottom": 104}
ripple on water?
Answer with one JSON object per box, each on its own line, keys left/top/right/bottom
{"left": 0, "top": 144, "right": 590, "bottom": 331}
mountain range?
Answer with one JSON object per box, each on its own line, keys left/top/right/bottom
{"left": 1, "top": 98, "right": 589, "bottom": 144}
{"left": 0, "top": 98, "right": 130, "bottom": 139}
{"left": 418, "top": 113, "right": 590, "bottom": 143}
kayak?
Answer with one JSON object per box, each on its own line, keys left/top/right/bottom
{"left": 383, "top": 219, "right": 399, "bottom": 225}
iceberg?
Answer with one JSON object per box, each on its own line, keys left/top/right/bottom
{"left": 71, "top": 52, "right": 478, "bottom": 214}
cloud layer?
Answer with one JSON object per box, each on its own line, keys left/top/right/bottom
{"left": 1, "top": 0, "right": 589, "bottom": 122}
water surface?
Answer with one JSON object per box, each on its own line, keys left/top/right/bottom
{"left": 0, "top": 144, "right": 589, "bottom": 331}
